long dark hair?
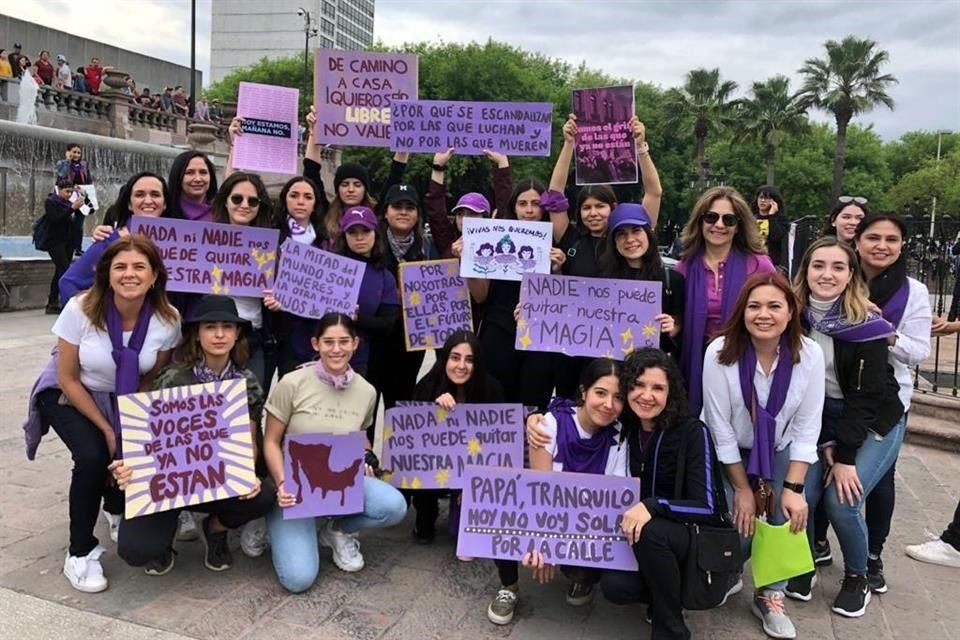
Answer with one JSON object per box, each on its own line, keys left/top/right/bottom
{"left": 504, "top": 178, "right": 546, "bottom": 221}
{"left": 313, "top": 312, "right": 358, "bottom": 339}
{"left": 854, "top": 211, "right": 908, "bottom": 305}
{"left": 167, "top": 151, "right": 218, "bottom": 218}
{"left": 598, "top": 224, "right": 665, "bottom": 280}
{"left": 416, "top": 331, "right": 494, "bottom": 402}
{"left": 102, "top": 172, "right": 170, "bottom": 229}
{"left": 750, "top": 185, "right": 785, "bottom": 217}
{"left": 823, "top": 198, "right": 872, "bottom": 236}
{"left": 574, "top": 184, "right": 617, "bottom": 226}
{"left": 619, "top": 348, "right": 688, "bottom": 432}
{"left": 175, "top": 321, "right": 251, "bottom": 367}
{"left": 575, "top": 357, "right": 623, "bottom": 406}
{"left": 211, "top": 172, "right": 275, "bottom": 228}
{"left": 276, "top": 176, "right": 326, "bottom": 244}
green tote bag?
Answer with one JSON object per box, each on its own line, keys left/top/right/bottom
{"left": 751, "top": 519, "right": 815, "bottom": 587}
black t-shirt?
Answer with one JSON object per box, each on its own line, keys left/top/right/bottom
{"left": 558, "top": 225, "right": 604, "bottom": 278}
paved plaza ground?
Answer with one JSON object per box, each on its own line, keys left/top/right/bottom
{"left": 1, "top": 309, "right": 957, "bottom": 639}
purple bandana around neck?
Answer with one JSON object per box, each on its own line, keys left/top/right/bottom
{"left": 738, "top": 336, "right": 793, "bottom": 483}
{"left": 804, "top": 298, "right": 895, "bottom": 343}
{"left": 548, "top": 397, "right": 616, "bottom": 475}
{"left": 311, "top": 359, "right": 355, "bottom": 390}
{"left": 880, "top": 280, "right": 910, "bottom": 328}
{"left": 106, "top": 294, "right": 153, "bottom": 457}
{"left": 680, "top": 249, "right": 748, "bottom": 415}
{"left": 193, "top": 360, "right": 240, "bottom": 383}
{"left": 180, "top": 197, "right": 211, "bottom": 221}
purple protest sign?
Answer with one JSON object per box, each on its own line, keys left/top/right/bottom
{"left": 129, "top": 216, "right": 278, "bottom": 297}
{"left": 399, "top": 259, "right": 472, "bottom": 351}
{"left": 315, "top": 49, "right": 418, "bottom": 148}
{"left": 272, "top": 238, "right": 366, "bottom": 319}
{"left": 118, "top": 379, "right": 258, "bottom": 520}
{"left": 234, "top": 81, "right": 300, "bottom": 175}
{"left": 456, "top": 466, "right": 641, "bottom": 571}
{"left": 282, "top": 431, "right": 366, "bottom": 520}
{"left": 573, "top": 85, "right": 638, "bottom": 186}
{"left": 382, "top": 404, "right": 524, "bottom": 490}
{"left": 390, "top": 100, "right": 554, "bottom": 157}
{"left": 516, "top": 274, "right": 662, "bottom": 359}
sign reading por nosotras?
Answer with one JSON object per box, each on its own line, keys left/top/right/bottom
{"left": 118, "top": 380, "right": 258, "bottom": 520}
{"left": 390, "top": 100, "right": 554, "bottom": 156}
{"left": 129, "top": 217, "right": 279, "bottom": 298}
{"left": 456, "top": 466, "right": 641, "bottom": 571}
{"left": 399, "top": 259, "right": 472, "bottom": 351}
{"left": 272, "top": 239, "right": 366, "bottom": 320}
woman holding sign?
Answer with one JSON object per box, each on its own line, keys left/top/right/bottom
{"left": 167, "top": 151, "right": 218, "bottom": 222}
{"left": 26, "top": 236, "right": 180, "bottom": 593}
{"left": 263, "top": 313, "right": 407, "bottom": 593}
{"left": 110, "top": 295, "right": 275, "bottom": 575}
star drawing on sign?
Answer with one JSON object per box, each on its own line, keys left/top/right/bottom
{"left": 408, "top": 291, "right": 422, "bottom": 306}
{"left": 446, "top": 263, "right": 458, "bottom": 276}
{"left": 622, "top": 343, "right": 635, "bottom": 356}
{"left": 212, "top": 282, "right": 222, "bottom": 294}
{"left": 517, "top": 317, "right": 527, "bottom": 330}
{"left": 436, "top": 407, "right": 448, "bottom": 422}
{"left": 383, "top": 426, "right": 393, "bottom": 441}
{"left": 467, "top": 438, "right": 482, "bottom": 456}
{"left": 435, "top": 468, "right": 451, "bottom": 488}
{"left": 410, "top": 476, "right": 423, "bottom": 489}
{"left": 211, "top": 264, "right": 223, "bottom": 281}
{"left": 642, "top": 323, "right": 657, "bottom": 338}
{"left": 518, "top": 330, "right": 532, "bottom": 349}
{"left": 400, "top": 477, "right": 409, "bottom": 489}
{"left": 620, "top": 327, "right": 633, "bottom": 344}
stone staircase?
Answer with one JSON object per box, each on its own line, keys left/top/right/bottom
{"left": 908, "top": 391, "right": 960, "bottom": 451}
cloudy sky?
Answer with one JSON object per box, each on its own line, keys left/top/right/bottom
{"left": 3, "top": 0, "right": 958, "bottom": 139}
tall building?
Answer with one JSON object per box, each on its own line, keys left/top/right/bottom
{"left": 211, "top": 0, "right": 375, "bottom": 83}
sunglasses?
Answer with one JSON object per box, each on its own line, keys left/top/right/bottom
{"left": 229, "top": 194, "right": 260, "bottom": 208}
{"left": 702, "top": 211, "right": 738, "bottom": 227}
{"left": 837, "top": 195, "right": 868, "bottom": 205}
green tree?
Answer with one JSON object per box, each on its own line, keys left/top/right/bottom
{"left": 798, "top": 35, "right": 898, "bottom": 201}
{"left": 734, "top": 75, "right": 808, "bottom": 186}
{"left": 663, "top": 68, "right": 738, "bottom": 178}
{"left": 206, "top": 52, "right": 314, "bottom": 114}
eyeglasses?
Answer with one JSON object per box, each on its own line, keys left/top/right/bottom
{"left": 837, "top": 195, "right": 868, "bottom": 205}
{"left": 702, "top": 211, "right": 738, "bottom": 227}
{"left": 229, "top": 194, "right": 260, "bottom": 208}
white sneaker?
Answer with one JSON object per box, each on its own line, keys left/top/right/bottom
{"left": 318, "top": 520, "right": 364, "bottom": 572}
{"left": 240, "top": 518, "right": 269, "bottom": 558}
{"left": 101, "top": 510, "right": 121, "bottom": 544}
{"left": 63, "top": 545, "right": 108, "bottom": 593}
{"left": 176, "top": 512, "right": 199, "bottom": 542}
{"left": 905, "top": 538, "right": 960, "bottom": 568}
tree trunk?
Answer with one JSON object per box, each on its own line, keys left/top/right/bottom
{"left": 765, "top": 142, "right": 776, "bottom": 186}
{"left": 695, "top": 135, "right": 706, "bottom": 185}
{"left": 831, "top": 116, "right": 850, "bottom": 202}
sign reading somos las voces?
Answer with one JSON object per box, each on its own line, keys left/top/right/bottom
{"left": 390, "top": 100, "right": 554, "bottom": 156}
{"left": 129, "top": 216, "right": 279, "bottom": 298}
{"left": 516, "top": 274, "right": 662, "bottom": 359}
{"left": 381, "top": 403, "right": 524, "bottom": 490}
{"left": 459, "top": 218, "right": 552, "bottom": 282}
{"left": 272, "top": 239, "right": 366, "bottom": 319}
{"left": 456, "top": 466, "right": 641, "bottom": 571}
{"left": 118, "top": 380, "right": 258, "bottom": 520}
{"left": 399, "top": 259, "right": 472, "bottom": 351}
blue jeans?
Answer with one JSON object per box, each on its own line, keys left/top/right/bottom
{"left": 806, "top": 399, "right": 905, "bottom": 577}
{"left": 267, "top": 476, "right": 407, "bottom": 593}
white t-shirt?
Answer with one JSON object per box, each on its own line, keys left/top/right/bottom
{"left": 542, "top": 410, "right": 628, "bottom": 476}
{"left": 232, "top": 296, "right": 263, "bottom": 329}
{"left": 52, "top": 296, "right": 181, "bottom": 391}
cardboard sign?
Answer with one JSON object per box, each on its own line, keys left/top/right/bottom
{"left": 399, "top": 259, "right": 472, "bottom": 351}
{"left": 456, "top": 466, "right": 641, "bottom": 571}
{"left": 382, "top": 403, "right": 524, "bottom": 490}
{"left": 129, "top": 217, "right": 278, "bottom": 297}
{"left": 234, "top": 81, "right": 300, "bottom": 175}
{"left": 516, "top": 274, "right": 661, "bottom": 359}
{"left": 390, "top": 100, "right": 553, "bottom": 156}
{"left": 572, "top": 85, "right": 638, "bottom": 186}
{"left": 282, "top": 431, "right": 367, "bottom": 519}
{"left": 272, "top": 239, "right": 366, "bottom": 319}
{"left": 118, "top": 380, "right": 258, "bottom": 519}
{"left": 315, "top": 49, "right": 419, "bottom": 148}
{"left": 459, "top": 218, "right": 552, "bottom": 282}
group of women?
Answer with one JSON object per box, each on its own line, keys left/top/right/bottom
{"left": 23, "top": 107, "right": 934, "bottom": 640}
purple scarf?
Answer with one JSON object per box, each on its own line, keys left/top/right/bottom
{"left": 311, "top": 359, "right": 355, "bottom": 390}
{"left": 879, "top": 280, "right": 910, "bottom": 328}
{"left": 680, "top": 249, "right": 748, "bottom": 414}
{"left": 70, "top": 160, "right": 88, "bottom": 184}
{"left": 804, "top": 298, "right": 895, "bottom": 343}
{"left": 738, "top": 337, "right": 793, "bottom": 482}
{"left": 193, "top": 360, "right": 241, "bottom": 383}
{"left": 548, "top": 397, "right": 616, "bottom": 475}
{"left": 106, "top": 294, "right": 153, "bottom": 453}
{"left": 180, "top": 198, "right": 211, "bottom": 222}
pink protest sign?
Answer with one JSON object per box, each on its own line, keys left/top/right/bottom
{"left": 399, "top": 259, "right": 472, "bottom": 351}
{"left": 572, "top": 85, "right": 638, "bottom": 186}
{"left": 282, "top": 431, "right": 366, "bottom": 519}
{"left": 234, "top": 82, "right": 300, "bottom": 175}
{"left": 381, "top": 403, "right": 524, "bottom": 490}
{"left": 118, "top": 379, "right": 258, "bottom": 519}
{"left": 456, "top": 466, "right": 641, "bottom": 571}
{"left": 272, "top": 239, "right": 366, "bottom": 319}
{"left": 129, "top": 216, "right": 278, "bottom": 297}
{"left": 315, "top": 49, "right": 418, "bottom": 148}
{"left": 516, "top": 274, "right": 661, "bottom": 359}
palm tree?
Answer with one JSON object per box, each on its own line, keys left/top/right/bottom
{"left": 735, "top": 75, "right": 809, "bottom": 186}
{"left": 664, "top": 68, "right": 738, "bottom": 182}
{"left": 798, "top": 36, "right": 897, "bottom": 201}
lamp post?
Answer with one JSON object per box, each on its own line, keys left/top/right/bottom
{"left": 297, "top": 7, "right": 318, "bottom": 88}
{"left": 930, "top": 129, "right": 952, "bottom": 237}
{"left": 688, "top": 157, "right": 726, "bottom": 192}
{"left": 189, "top": 0, "right": 196, "bottom": 118}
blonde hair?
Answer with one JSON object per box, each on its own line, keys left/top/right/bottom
{"left": 793, "top": 236, "right": 871, "bottom": 323}
{"left": 680, "top": 186, "right": 766, "bottom": 259}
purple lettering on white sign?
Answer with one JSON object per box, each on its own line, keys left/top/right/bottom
{"left": 459, "top": 218, "right": 552, "bottom": 282}
{"left": 272, "top": 239, "right": 366, "bottom": 319}
{"left": 282, "top": 431, "right": 366, "bottom": 519}
{"left": 235, "top": 81, "right": 300, "bottom": 175}
{"left": 399, "top": 259, "right": 472, "bottom": 351}
{"left": 572, "top": 85, "right": 638, "bottom": 186}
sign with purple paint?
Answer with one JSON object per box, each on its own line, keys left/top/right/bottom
{"left": 459, "top": 217, "right": 552, "bottom": 282}
{"left": 282, "top": 431, "right": 366, "bottom": 519}
{"left": 234, "top": 81, "right": 300, "bottom": 175}
{"left": 390, "top": 100, "right": 554, "bottom": 156}
{"left": 272, "top": 239, "right": 366, "bottom": 319}
{"left": 129, "top": 216, "right": 278, "bottom": 297}
{"left": 382, "top": 404, "right": 524, "bottom": 490}
{"left": 516, "top": 274, "right": 662, "bottom": 359}
{"left": 315, "top": 49, "right": 419, "bottom": 148}
{"left": 456, "top": 466, "right": 641, "bottom": 571}
{"left": 118, "top": 380, "right": 258, "bottom": 520}
{"left": 399, "top": 259, "right": 472, "bottom": 351}
{"left": 573, "top": 85, "right": 638, "bottom": 186}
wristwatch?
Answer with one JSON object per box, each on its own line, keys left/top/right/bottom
{"left": 782, "top": 481, "right": 804, "bottom": 494}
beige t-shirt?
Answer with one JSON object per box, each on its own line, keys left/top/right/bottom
{"left": 265, "top": 366, "right": 376, "bottom": 435}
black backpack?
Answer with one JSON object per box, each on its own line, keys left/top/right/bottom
{"left": 32, "top": 213, "right": 52, "bottom": 251}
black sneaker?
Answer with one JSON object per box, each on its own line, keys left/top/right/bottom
{"left": 785, "top": 571, "right": 817, "bottom": 601}
{"left": 565, "top": 582, "right": 595, "bottom": 606}
{"left": 832, "top": 575, "right": 871, "bottom": 618}
{"left": 44, "top": 305, "right": 61, "bottom": 315}
{"left": 867, "top": 556, "right": 887, "bottom": 594}
{"left": 200, "top": 516, "right": 232, "bottom": 572}
{"left": 144, "top": 548, "right": 176, "bottom": 576}
{"left": 813, "top": 539, "right": 833, "bottom": 566}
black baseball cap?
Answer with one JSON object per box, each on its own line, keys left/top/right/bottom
{"left": 383, "top": 183, "right": 419, "bottom": 206}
